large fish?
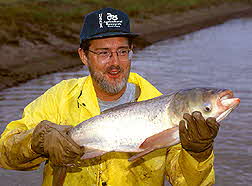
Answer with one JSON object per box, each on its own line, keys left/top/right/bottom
{"left": 69, "top": 87, "right": 240, "bottom": 161}
{"left": 53, "top": 87, "right": 240, "bottom": 186}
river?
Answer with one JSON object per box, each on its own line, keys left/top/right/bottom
{"left": 0, "top": 18, "right": 251, "bottom": 185}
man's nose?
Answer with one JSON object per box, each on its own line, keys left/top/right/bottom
{"left": 109, "top": 51, "right": 120, "bottom": 65}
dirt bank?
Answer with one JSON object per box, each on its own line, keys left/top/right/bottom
{"left": 0, "top": 2, "right": 251, "bottom": 90}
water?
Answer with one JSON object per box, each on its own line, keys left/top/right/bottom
{"left": 1, "top": 18, "right": 252, "bottom": 185}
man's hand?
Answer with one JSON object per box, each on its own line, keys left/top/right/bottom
{"left": 179, "top": 111, "right": 220, "bottom": 162}
{"left": 31, "top": 120, "right": 84, "bottom": 166}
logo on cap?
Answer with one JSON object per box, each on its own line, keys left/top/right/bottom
{"left": 105, "top": 12, "right": 122, "bottom": 28}
{"left": 107, "top": 13, "right": 118, "bottom": 21}
{"left": 98, "top": 12, "right": 122, "bottom": 29}
{"left": 99, "top": 13, "right": 103, "bottom": 28}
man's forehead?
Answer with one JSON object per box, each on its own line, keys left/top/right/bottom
{"left": 90, "top": 37, "right": 129, "bottom": 48}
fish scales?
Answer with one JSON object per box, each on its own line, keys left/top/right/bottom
{"left": 68, "top": 88, "right": 240, "bottom": 160}
{"left": 70, "top": 95, "right": 173, "bottom": 152}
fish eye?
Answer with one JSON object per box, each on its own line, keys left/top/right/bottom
{"left": 203, "top": 103, "right": 212, "bottom": 112}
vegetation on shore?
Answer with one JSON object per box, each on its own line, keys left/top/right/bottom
{"left": 0, "top": 0, "right": 251, "bottom": 89}
{"left": 0, "top": 0, "right": 251, "bottom": 46}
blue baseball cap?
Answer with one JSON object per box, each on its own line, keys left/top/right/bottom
{"left": 80, "top": 8, "right": 139, "bottom": 43}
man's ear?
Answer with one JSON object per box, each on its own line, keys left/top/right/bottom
{"left": 78, "top": 48, "right": 88, "bottom": 66}
{"left": 130, "top": 43, "right": 133, "bottom": 50}
{"left": 129, "top": 44, "right": 134, "bottom": 60}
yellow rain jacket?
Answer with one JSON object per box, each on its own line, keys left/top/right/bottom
{"left": 0, "top": 73, "right": 215, "bottom": 186}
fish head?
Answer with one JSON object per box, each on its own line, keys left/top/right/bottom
{"left": 169, "top": 88, "right": 240, "bottom": 123}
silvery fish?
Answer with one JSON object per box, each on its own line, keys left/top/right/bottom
{"left": 69, "top": 88, "right": 240, "bottom": 161}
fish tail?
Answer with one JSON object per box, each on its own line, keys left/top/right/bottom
{"left": 52, "top": 166, "right": 67, "bottom": 186}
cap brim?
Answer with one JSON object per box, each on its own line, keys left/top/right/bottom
{"left": 85, "top": 32, "right": 139, "bottom": 40}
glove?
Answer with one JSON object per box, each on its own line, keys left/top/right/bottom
{"left": 179, "top": 111, "right": 219, "bottom": 162}
{"left": 31, "top": 120, "right": 84, "bottom": 166}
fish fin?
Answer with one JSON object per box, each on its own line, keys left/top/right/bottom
{"left": 139, "top": 126, "right": 179, "bottom": 149}
{"left": 128, "top": 147, "right": 156, "bottom": 162}
{"left": 128, "top": 126, "right": 180, "bottom": 162}
{"left": 81, "top": 148, "right": 107, "bottom": 160}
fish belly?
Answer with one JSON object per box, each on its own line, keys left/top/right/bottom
{"left": 71, "top": 116, "right": 168, "bottom": 152}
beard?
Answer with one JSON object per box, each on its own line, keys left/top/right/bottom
{"left": 88, "top": 64, "right": 130, "bottom": 95}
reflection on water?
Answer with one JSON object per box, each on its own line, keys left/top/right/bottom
{"left": 1, "top": 18, "right": 252, "bottom": 185}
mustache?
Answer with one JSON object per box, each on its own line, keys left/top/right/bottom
{"left": 106, "top": 65, "right": 123, "bottom": 73}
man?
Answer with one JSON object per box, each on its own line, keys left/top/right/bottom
{"left": 0, "top": 8, "right": 219, "bottom": 185}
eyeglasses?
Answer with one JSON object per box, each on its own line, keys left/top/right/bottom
{"left": 88, "top": 48, "right": 132, "bottom": 62}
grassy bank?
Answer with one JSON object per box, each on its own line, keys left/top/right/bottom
{"left": 0, "top": 0, "right": 251, "bottom": 46}
{"left": 0, "top": 0, "right": 251, "bottom": 90}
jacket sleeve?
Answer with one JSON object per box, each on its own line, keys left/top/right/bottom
{"left": 0, "top": 82, "right": 64, "bottom": 170}
{"left": 165, "top": 144, "right": 215, "bottom": 186}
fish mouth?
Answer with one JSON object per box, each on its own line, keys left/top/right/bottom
{"left": 216, "top": 89, "right": 240, "bottom": 122}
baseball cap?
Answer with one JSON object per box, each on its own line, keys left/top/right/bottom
{"left": 80, "top": 8, "right": 139, "bottom": 43}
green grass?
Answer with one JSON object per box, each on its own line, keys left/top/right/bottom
{"left": 0, "top": 0, "right": 251, "bottom": 45}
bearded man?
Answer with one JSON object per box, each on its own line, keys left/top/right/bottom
{"left": 0, "top": 8, "right": 219, "bottom": 186}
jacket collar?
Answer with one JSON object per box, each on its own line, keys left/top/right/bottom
{"left": 77, "top": 76, "right": 100, "bottom": 117}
